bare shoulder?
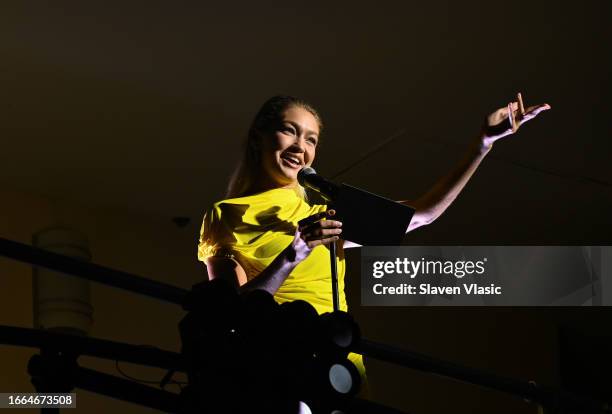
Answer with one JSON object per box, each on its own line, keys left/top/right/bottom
{"left": 205, "top": 256, "right": 248, "bottom": 287}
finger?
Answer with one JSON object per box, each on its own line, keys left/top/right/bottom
{"left": 303, "top": 227, "right": 342, "bottom": 240}
{"left": 522, "top": 104, "right": 551, "bottom": 121}
{"left": 324, "top": 227, "right": 343, "bottom": 236}
{"left": 300, "top": 220, "right": 342, "bottom": 235}
{"left": 307, "top": 236, "right": 340, "bottom": 248}
{"left": 517, "top": 92, "right": 526, "bottom": 116}
{"left": 298, "top": 211, "right": 328, "bottom": 228}
{"left": 512, "top": 102, "right": 521, "bottom": 132}
{"left": 318, "top": 219, "right": 342, "bottom": 228}
{"left": 525, "top": 103, "right": 551, "bottom": 114}
{"left": 507, "top": 102, "right": 516, "bottom": 132}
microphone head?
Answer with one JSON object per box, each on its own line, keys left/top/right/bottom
{"left": 297, "top": 167, "right": 316, "bottom": 186}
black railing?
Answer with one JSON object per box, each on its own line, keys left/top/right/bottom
{"left": 1, "top": 236, "right": 609, "bottom": 413}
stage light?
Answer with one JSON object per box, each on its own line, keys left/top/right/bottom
{"left": 298, "top": 400, "right": 313, "bottom": 414}
{"left": 320, "top": 311, "right": 360, "bottom": 352}
{"left": 327, "top": 360, "right": 360, "bottom": 396}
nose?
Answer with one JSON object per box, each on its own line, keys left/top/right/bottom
{"left": 290, "top": 136, "right": 306, "bottom": 152}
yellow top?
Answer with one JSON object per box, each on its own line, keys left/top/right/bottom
{"left": 197, "top": 187, "right": 368, "bottom": 395}
{"left": 197, "top": 187, "right": 347, "bottom": 314}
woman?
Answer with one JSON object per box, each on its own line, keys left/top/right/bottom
{"left": 197, "top": 94, "right": 550, "bottom": 398}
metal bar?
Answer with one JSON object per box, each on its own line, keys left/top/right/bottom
{"left": 0, "top": 237, "right": 188, "bottom": 306}
{"left": 330, "top": 240, "right": 339, "bottom": 312}
{"left": 355, "top": 338, "right": 609, "bottom": 413}
{"left": 1, "top": 325, "right": 184, "bottom": 371}
{"left": 75, "top": 366, "right": 180, "bottom": 413}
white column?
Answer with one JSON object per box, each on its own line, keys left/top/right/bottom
{"left": 32, "top": 227, "right": 93, "bottom": 336}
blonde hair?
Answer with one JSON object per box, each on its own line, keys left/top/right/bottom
{"left": 226, "top": 95, "right": 323, "bottom": 200}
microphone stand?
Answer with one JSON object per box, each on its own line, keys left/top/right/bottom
{"left": 330, "top": 239, "right": 340, "bottom": 312}
{"left": 297, "top": 167, "right": 414, "bottom": 315}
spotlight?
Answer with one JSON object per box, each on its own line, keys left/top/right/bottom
{"left": 320, "top": 311, "right": 361, "bottom": 353}
{"left": 327, "top": 360, "right": 361, "bottom": 396}
{"left": 298, "top": 401, "right": 313, "bottom": 414}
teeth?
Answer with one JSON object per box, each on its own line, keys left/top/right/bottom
{"left": 283, "top": 155, "right": 300, "bottom": 165}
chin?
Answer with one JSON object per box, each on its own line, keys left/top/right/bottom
{"left": 277, "top": 161, "right": 301, "bottom": 180}
{"left": 286, "top": 168, "right": 299, "bottom": 179}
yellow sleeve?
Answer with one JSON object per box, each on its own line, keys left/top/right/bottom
{"left": 197, "top": 205, "right": 236, "bottom": 263}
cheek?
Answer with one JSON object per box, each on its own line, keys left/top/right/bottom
{"left": 306, "top": 148, "right": 316, "bottom": 165}
{"left": 260, "top": 134, "right": 284, "bottom": 161}
{"left": 272, "top": 133, "right": 293, "bottom": 151}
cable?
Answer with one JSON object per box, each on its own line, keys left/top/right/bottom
{"left": 114, "top": 360, "right": 186, "bottom": 391}
{"left": 330, "top": 128, "right": 407, "bottom": 179}
{"left": 113, "top": 345, "right": 187, "bottom": 392}
{"left": 330, "top": 128, "right": 612, "bottom": 189}
{"left": 487, "top": 154, "right": 612, "bottom": 188}
{"left": 114, "top": 359, "right": 163, "bottom": 384}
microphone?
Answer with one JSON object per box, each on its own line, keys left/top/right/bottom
{"left": 297, "top": 167, "right": 339, "bottom": 201}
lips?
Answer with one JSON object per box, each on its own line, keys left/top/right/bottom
{"left": 280, "top": 153, "right": 302, "bottom": 169}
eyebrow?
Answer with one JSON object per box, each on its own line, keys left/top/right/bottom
{"left": 284, "top": 121, "right": 319, "bottom": 138}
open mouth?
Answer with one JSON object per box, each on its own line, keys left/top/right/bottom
{"left": 280, "top": 154, "right": 302, "bottom": 169}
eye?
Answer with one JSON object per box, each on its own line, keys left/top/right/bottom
{"left": 281, "top": 125, "right": 296, "bottom": 135}
{"left": 307, "top": 137, "right": 318, "bottom": 146}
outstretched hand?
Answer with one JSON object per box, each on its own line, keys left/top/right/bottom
{"left": 481, "top": 92, "right": 551, "bottom": 149}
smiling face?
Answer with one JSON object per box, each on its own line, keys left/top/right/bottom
{"left": 258, "top": 105, "right": 320, "bottom": 189}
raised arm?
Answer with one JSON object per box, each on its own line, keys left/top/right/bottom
{"left": 402, "top": 93, "right": 550, "bottom": 233}
{"left": 400, "top": 136, "right": 491, "bottom": 232}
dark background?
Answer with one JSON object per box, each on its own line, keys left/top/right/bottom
{"left": 0, "top": 1, "right": 610, "bottom": 413}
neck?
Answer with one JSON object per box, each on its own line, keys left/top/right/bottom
{"left": 248, "top": 175, "right": 296, "bottom": 196}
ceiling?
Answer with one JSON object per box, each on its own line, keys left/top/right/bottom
{"left": 1, "top": 1, "right": 610, "bottom": 242}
